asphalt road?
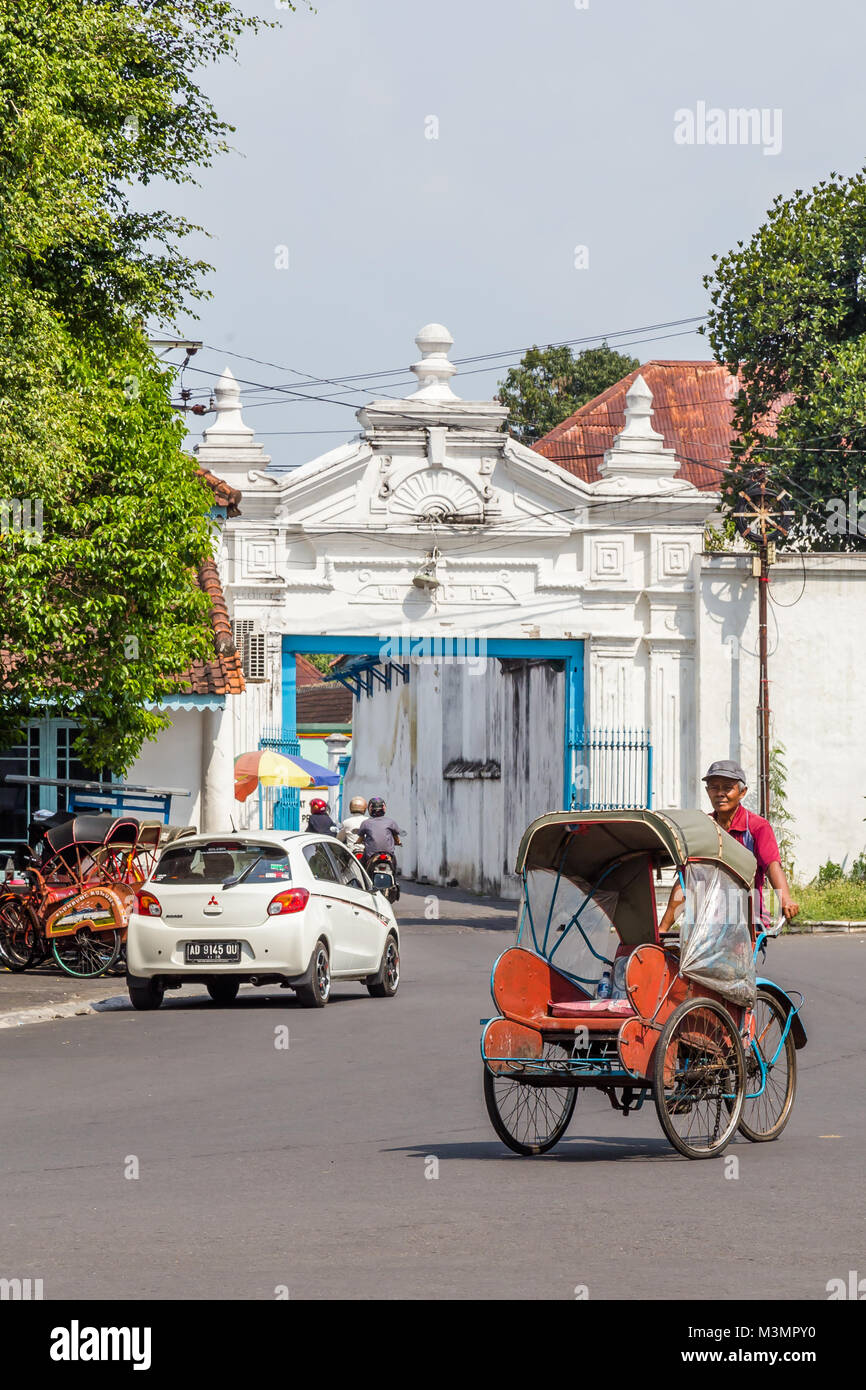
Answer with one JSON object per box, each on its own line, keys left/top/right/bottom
{"left": 0, "top": 885, "right": 862, "bottom": 1301}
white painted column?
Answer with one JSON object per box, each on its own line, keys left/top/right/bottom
{"left": 201, "top": 703, "right": 235, "bottom": 832}
{"left": 323, "top": 732, "right": 350, "bottom": 816}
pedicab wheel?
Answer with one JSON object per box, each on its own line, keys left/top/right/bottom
{"left": 483, "top": 1046, "right": 577, "bottom": 1155}
{"left": 653, "top": 997, "right": 746, "bottom": 1159}
{"left": 737, "top": 990, "right": 797, "bottom": 1142}
{"left": 366, "top": 932, "right": 399, "bottom": 997}
{"left": 51, "top": 927, "right": 121, "bottom": 978}
{"left": 0, "top": 898, "right": 40, "bottom": 972}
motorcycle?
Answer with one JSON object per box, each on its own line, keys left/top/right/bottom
{"left": 362, "top": 851, "right": 400, "bottom": 904}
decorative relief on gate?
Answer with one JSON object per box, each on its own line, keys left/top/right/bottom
{"left": 387, "top": 468, "right": 484, "bottom": 521}
{"left": 590, "top": 537, "right": 627, "bottom": 582}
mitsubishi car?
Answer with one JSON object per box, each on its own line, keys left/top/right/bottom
{"left": 125, "top": 831, "right": 400, "bottom": 1010}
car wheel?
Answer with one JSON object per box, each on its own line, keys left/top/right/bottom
{"left": 127, "top": 975, "right": 164, "bottom": 1011}
{"left": 295, "top": 939, "right": 330, "bottom": 1008}
{"left": 206, "top": 979, "right": 240, "bottom": 1005}
{"left": 367, "top": 932, "right": 399, "bottom": 998}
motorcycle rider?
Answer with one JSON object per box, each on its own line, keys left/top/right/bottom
{"left": 338, "top": 796, "right": 368, "bottom": 855}
{"left": 357, "top": 797, "right": 404, "bottom": 875}
{"left": 305, "top": 797, "right": 340, "bottom": 837}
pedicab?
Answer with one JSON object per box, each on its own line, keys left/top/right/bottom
{"left": 481, "top": 810, "right": 806, "bottom": 1160}
{"left": 0, "top": 815, "right": 163, "bottom": 977}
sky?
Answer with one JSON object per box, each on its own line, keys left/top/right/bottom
{"left": 153, "top": 0, "right": 866, "bottom": 468}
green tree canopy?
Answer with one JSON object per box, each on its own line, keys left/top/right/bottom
{"left": 703, "top": 169, "right": 866, "bottom": 550}
{"left": 0, "top": 0, "right": 288, "bottom": 770}
{"left": 497, "top": 342, "right": 641, "bottom": 446}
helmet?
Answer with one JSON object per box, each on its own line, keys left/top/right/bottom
{"left": 349, "top": 797, "right": 367, "bottom": 814}
{"left": 310, "top": 798, "right": 328, "bottom": 814}
{"left": 367, "top": 796, "right": 386, "bottom": 816}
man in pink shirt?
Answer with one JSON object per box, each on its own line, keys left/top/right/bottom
{"left": 659, "top": 760, "right": 799, "bottom": 931}
{"left": 703, "top": 760, "right": 799, "bottom": 928}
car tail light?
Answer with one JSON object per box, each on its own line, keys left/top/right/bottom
{"left": 267, "top": 887, "right": 310, "bottom": 916}
{"left": 137, "top": 890, "right": 162, "bottom": 918}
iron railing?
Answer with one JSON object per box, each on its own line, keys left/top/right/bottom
{"left": 258, "top": 726, "right": 302, "bottom": 831}
{"left": 569, "top": 726, "right": 653, "bottom": 811}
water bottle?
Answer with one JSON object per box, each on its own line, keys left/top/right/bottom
{"left": 597, "top": 968, "right": 612, "bottom": 1000}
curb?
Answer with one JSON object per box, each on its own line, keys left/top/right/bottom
{"left": 786, "top": 922, "right": 866, "bottom": 934}
{"left": 0, "top": 994, "right": 128, "bottom": 1030}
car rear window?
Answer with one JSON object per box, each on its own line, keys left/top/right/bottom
{"left": 153, "top": 842, "right": 292, "bottom": 885}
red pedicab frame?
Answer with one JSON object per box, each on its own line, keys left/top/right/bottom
{"left": 481, "top": 809, "right": 775, "bottom": 1160}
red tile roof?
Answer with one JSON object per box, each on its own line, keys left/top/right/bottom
{"left": 297, "top": 682, "right": 353, "bottom": 726}
{"left": 533, "top": 360, "right": 744, "bottom": 491}
{"left": 296, "top": 654, "right": 326, "bottom": 687}
{"left": 181, "top": 559, "right": 245, "bottom": 696}
{"left": 197, "top": 465, "right": 241, "bottom": 517}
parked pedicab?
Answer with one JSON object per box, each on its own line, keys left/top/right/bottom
{"left": 0, "top": 815, "right": 165, "bottom": 977}
{"left": 481, "top": 810, "right": 806, "bottom": 1160}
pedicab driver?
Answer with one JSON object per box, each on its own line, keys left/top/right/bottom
{"left": 659, "top": 760, "right": 799, "bottom": 932}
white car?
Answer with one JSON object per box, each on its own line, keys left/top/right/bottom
{"left": 125, "top": 831, "right": 400, "bottom": 1011}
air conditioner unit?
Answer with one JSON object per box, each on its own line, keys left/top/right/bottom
{"left": 231, "top": 620, "right": 267, "bottom": 683}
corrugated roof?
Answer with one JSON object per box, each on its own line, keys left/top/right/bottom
{"left": 533, "top": 360, "right": 745, "bottom": 490}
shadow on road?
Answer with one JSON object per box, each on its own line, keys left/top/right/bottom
{"left": 385, "top": 1136, "right": 680, "bottom": 1163}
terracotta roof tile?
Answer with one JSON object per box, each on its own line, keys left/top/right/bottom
{"left": 197, "top": 465, "right": 242, "bottom": 517}
{"left": 297, "top": 682, "right": 353, "bottom": 725}
{"left": 296, "top": 654, "right": 325, "bottom": 687}
{"left": 179, "top": 558, "right": 245, "bottom": 696}
{"left": 534, "top": 360, "right": 753, "bottom": 490}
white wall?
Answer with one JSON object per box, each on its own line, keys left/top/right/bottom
{"left": 344, "top": 657, "right": 563, "bottom": 898}
{"left": 127, "top": 712, "right": 204, "bottom": 830}
{"left": 698, "top": 553, "right": 866, "bottom": 882}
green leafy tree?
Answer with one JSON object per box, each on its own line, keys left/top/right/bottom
{"left": 497, "top": 343, "right": 641, "bottom": 446}
{"left": 703, "top": 170, "right": 866, "bottom": 550}
{"left": 0, "top": 0, "right": 299, "bottom": 771}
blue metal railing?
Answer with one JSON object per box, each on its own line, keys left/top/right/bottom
{"left": 569, "top": 726, "right": 652, "bottom": 811}
{"left": 258, "top": 726, "right": 302, "bottom": 831}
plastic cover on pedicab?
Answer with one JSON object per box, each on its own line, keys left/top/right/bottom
{"left": 679, "top": 862, "right": 756, "bottom": 1007}
{"left": 519, "top": 868, "right": 619, "bottom": 994}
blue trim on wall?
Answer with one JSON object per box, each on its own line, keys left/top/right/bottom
{"left": 285, "top": 635, "right": 582, "bottom": 658}
{"left": 563, "top": 649, "right": 585, "bottom": 810}
{"left": 282, "top": 634, "right": 585, "bottom": 811}
{"left": 281, "top": 640, "right": 297, "bottom": 740}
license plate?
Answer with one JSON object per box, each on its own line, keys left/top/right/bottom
{"left": 184, "top": 941, "right": 241, "bottom": 964}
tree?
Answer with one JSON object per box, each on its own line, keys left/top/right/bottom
{"left": 0, "top": 1, "right": 296, "bottom": 771}
{"left": 703, "top": 170, "right": 866, "bottom": 550}
{"left": 497, "top": 343, "right": 641, "bottom": 445}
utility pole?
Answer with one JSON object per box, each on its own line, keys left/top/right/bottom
{"left": 754, "top": 528, "right": 772, "bottom": 819}
{"left": 734, "top": 468, "right": 790, "bottom": 820}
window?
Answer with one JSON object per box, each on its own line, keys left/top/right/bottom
{"left": 153, "top": 841, "right": 291, "bottom": 885}
{"left": 0, "top": 727, "right": 40, "bottom": 852}
{"left": 303, "top": 843, "right": 339, "bottom": 882}
{"left": 326, "top": 842, "right": 369, "bottom": 889}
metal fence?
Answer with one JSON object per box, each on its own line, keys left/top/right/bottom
{"left": 569, "top": 727, "right": 653, "bottom": 811}
{"left": 257, "top": 727, "right": 302, "bottom": 831}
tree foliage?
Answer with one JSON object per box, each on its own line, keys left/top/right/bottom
{"left": 0, "top": 0, "right": 278, "bottom": 770}
{"left": 497, "top": 343, "right": 641, "bottom": 446}
{"left": 703, "top": 170, "right": 866, "bottom": 550}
